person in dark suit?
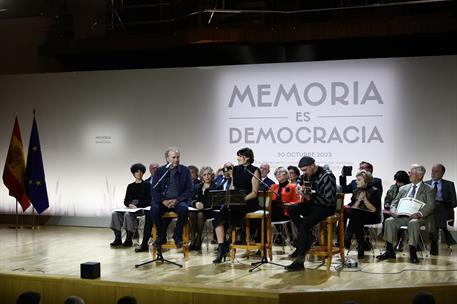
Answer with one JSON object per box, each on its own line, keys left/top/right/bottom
{"left": 339, "top": 161, "right": 383, "bottom": 196}
{"left": 259, "top": 162, "right": 275, "bottom": 192}
{"left": 377, "top": 164, "right": 435, "bottom": 263}
{"left": 144, "top": 163, "right": 159, "bottom": 185}
{"left": 150, "top": 147, "right": 193, "bottom": 248}
{"left": 214, "top": 162, "right": 234, "bottom": 191}
{"left": 426, "top": 163, "right": 457, "bottom": 254}
{"left": 340, "top": 161, "right": 383, "bottom": 249}
{"left": 188, "top": 165, "right": 202, "bottom": 199}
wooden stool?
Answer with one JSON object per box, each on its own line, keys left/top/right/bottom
{"left": 231, "top": 192, "right": 273, "bottom": 261}
{"left": 308, "top": 193, "right": 345, "bottom": 270}
{"left": 152, "top": 212, "right": 190, "bottom": 260}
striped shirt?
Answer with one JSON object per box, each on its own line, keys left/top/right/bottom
{"left": 311, "top": 167, "right": 337, "bottom": 208}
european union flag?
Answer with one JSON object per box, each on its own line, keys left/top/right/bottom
{"left": 26, "top": 112, "right": 49, "bottom": 214}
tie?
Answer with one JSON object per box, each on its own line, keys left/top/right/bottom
{"left": 409, "top": 185, "right": 417, "bottom": 198}
{"left": 225, "top": 178, "right": 231, "bottom": 190}
{"left": 433, "top": 181, "right": 438, "bottom": 192}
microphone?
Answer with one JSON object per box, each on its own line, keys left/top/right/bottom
{"left": 243, "top": 165, "right": 279, "bottom": 197}
{"left": 152, "top": 163, "right": 172, "bottom": 190}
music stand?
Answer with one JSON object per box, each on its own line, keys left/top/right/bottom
{"left": 209, "top": 189, "right": 246, "bottom": 208}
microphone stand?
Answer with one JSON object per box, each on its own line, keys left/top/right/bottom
{"left": 243, "top": 167, "right": 285, "bottom": 272}
{"left": 135, "top": 163, "right": 183, "bottom": 268}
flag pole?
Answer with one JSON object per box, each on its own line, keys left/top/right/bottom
{"left": 32, "top": 207, "right": 35, "bottom": 230}
{"left": 15, "top": 201, "right": 19, "bottom": 230}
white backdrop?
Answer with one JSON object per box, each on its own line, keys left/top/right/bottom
{"left": 1, "top": 55, "right": 456, "bottom": 217}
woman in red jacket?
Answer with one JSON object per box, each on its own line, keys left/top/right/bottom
{"left": 270, "top": 167, "right": 302, "bottom": 221}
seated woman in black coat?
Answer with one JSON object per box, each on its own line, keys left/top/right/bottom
{"left": 346, "top": 170, "right": 382, "bottom": 259}
{"left": 189, "top": 166, "right": 217, "bottom": 251}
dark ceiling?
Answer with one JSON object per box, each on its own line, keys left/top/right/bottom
{"left": 2, "top": 0, "right": 456, "bottom": 71}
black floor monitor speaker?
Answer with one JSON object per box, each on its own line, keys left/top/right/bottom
{"left": 80, "top": 262, "right": 100, "bottom": 279}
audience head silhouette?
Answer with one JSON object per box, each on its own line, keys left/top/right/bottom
{"left": 117, "top": 295, "right": 137, "bottom": 304}
{"left": 64, "top": 296, "right": 85, "bottom": 304}
{"left": 16, "top": 291, "right": 41, "bottom": 304}
{"left": 412, "top": 291, "right": 436, "bottom": 304}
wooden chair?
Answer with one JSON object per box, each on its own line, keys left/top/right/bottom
{"left": 231, "top": 191, "right": 273, "bottom": 261}
{"left": 308, "top": 193, "right": 345, "bottom": 270}
{"left": 152, "top": 212, "right": 190, "bottom": 260}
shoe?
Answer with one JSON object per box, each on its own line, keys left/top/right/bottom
{"left": 363, "top": 238, "right": 372, "bottom": 251}
{"left": 285, "top": 260, "right": 305, "bottom": 271}
{"left": 213, "top": 243, "right": 228, "bottom": 264}
{"left": 134, "top": 245, "right": 149, "bottom": 252}
{"left": 357, "top": 246, "right": 365, "bottom": 259}
{"left": 110, "top": 239, "right": 122, "bottom": 247}
{"left": 153, "top": 237, "right": 166, "bottom": 247}
{"left": 430, "top": 242, "right": 439, "bottom": 256}
{"left": 376, "top": 250, "right": 396, "bottom": 261}
{"left": 122, "top": 239, "right": 133, "bottom": 247}
{"left": 174, "top": 238, "right": 183, "bottom": 249}
{"left": 122, "top": 231, "right": 133, "bottom": 247}
{"left": 193, "top": 244, "right": 202, "bottom": 251}
{"left": 289, "top": 248, "right": 299, "bottom": 258}
{"left": 409, "top": 246, "right": 419, "bottom": 263}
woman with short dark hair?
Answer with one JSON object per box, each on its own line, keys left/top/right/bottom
{"left": 109, "top": 163, "right": 151, "bottom": 248}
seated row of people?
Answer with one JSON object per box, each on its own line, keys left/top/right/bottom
{"left": 109, "top": 147, "right": 456, "bottom": 270}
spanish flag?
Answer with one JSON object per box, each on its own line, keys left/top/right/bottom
{"left": 2, "top": 116, "right": 30, "bottom": 211}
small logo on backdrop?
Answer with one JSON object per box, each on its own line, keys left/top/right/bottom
{"left": 95, "top": 136, "right": 112, "bottom": 144}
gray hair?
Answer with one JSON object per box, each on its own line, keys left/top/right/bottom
{"left": 411, "top": 164, "right": 426, "bottom": 177}
{"left": 199, "top": 166, "right": 214, "bottom": 180}
{"left": 356, "top": 170, "right": 373, "bottom": 186}
{"left": 64, "top": 296, "right": 85, "bottom": 304}
{"left": 164, "top": 146, "right": 179, "bottom": 160}
{"left": 274, "top": 166, "right": 288, "bottom": 176}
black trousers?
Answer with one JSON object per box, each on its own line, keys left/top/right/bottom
{"left": 288, "top": 203, "right": 334, "bottom": 257}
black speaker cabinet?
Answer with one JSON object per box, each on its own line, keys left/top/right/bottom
{"left": 80, "top": 262, "right": 100, "bottom": 279}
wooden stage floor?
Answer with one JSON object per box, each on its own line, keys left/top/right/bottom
{"left": 1, "top": 225, "right": 457, "bottom": 304}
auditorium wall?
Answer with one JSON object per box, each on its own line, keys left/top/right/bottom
{"left": 1, "top": 55, "right": 456, "bottom": 220}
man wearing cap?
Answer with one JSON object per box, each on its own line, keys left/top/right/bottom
{"left": 285, "top": 156, "right": 337, "bottom": 271}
